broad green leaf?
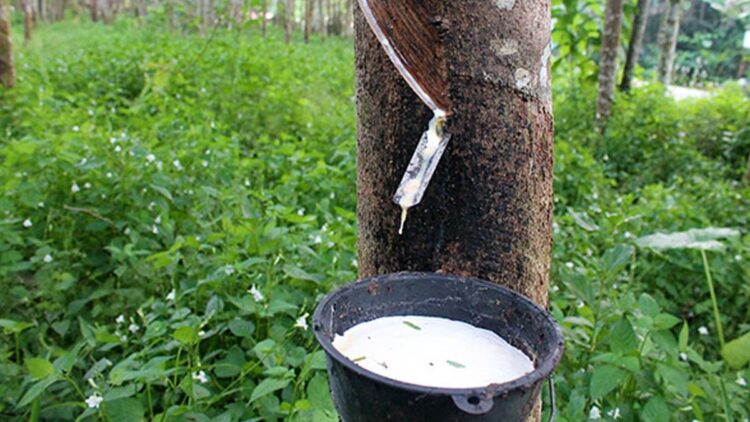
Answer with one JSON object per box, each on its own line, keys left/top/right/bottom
{"left": 307, "top": 373, "right": 334, "bottom": 411}
{"left": 283, "top": 264, "right": 323, "bottom": 283}
{"left": 654, "top": 314, "right": 681, "bottom": 330}
{"left": 678, "top": 322, "right": 689, "bottom": 352}
{"left": 590, "top": 365, "right": 626, "bottom": 400}
{"left": 103, "top": 397, "right": 145, "bottom": 422}
{"left": 26, "top": 358, "right": 55, "bottom": 380}
{"left": 638, "top": 293, "right": 661, "bottom": 317}
{"left": 18, "top": 376, "right": 59, "bottom": 407}
{"left": 610, "top": 318, "right": 638, "bottom": 352}
{"left": 249, "top": 378, "right": 291, "bottom": 403}
{"left": 172, "top": 326, "right": 198, "bottom": 345}
{"left": 721, "top": 331, "right": 750, "bottom": 368}
{"left": 641, "top": 396, "right": 670, "bottom": 422}
{"left": 601, "top": 244, "right": 634, "bottom": 276}
{"left": 228, "top": 319, "right": 255, "bottom": 338}
{"left": 0, "top": 319, "right": 34, "bottom": 334}
{"left": 569, "top": 210, "right": 599, "bottom": 231}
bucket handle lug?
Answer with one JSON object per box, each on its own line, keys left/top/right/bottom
{"left": 451, "top": 393, "right": 494, "bottom": 415}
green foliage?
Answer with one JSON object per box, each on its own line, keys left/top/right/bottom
{"left": 0, "top": 17, "right": 748, "bottom": 422}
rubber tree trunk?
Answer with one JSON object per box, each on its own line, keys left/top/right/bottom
{"left": 90, "top": 0, "right": 97, "bottom": 21}
{"left": 261, "top": 0, "right": 267, "bottom": 35}
{"left": 620, "top": 0, "right": 651, "bottom": 92}
{"left": 596, "top": 0, "right": 624, "bottom": 122}
{"left": 303, "top": 0, "right": 312, "bottom": 43}
{"left": 0, "top": 0, "right": 14, "bottom": 88}
{"left": 284, "top": 0, "right": 293, "bottom": 43}
{"left": 23, "top": 0, "right": 34, "bottom": 43}
{"left": 658, "top": 0, "right": 681, "bottom": 86}
{"left": 355, "top": 0, "right": 554, "bottom": 312}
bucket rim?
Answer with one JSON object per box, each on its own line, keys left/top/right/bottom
{"left": 312, "top": 271, "right": 565, "bottom": 397}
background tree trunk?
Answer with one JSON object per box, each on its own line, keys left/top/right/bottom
{"left": 0, "top": 0, "right": 14, "bottom": 88}
{"left": 284, "top": 0, "right": 293, "bottom": 43}
{"left": 303, "top": 0, "right": 312, "bottom": 43}
{"left": 261, "top": 0, "right": 267, "bottom": 35}
{"left": 658, "top": 0, "right": 682, "bottom": 86}
{"left": 166, "top": 0, "right": 174, "bottom": 31}
{"left": 596, "top": 0, "right": 625, "bottom": 122}
{"left": 354, "top": 0, "right": 554, "bottom": 373}
{"left": 620, "top": 0, "right": 651, "bottom": 92}
{"left": 89, "top": 0, "right": 97, "bottom": 22}
{"left": 23, "top": 0, "right": 34, "bottom": 43}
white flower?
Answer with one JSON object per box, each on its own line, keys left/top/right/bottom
{"left": 166, "top": 290, "right": 176, "bottom": 302}
{"left": 72, "top": 125, "right": 80, "bottom": 132}
{"left": 351, "top": 259, "right": 358, "bottom": 268}
{"left": 623, "top": 231, "right": 632, "bottom": 239}
{"left": 313, "top": 235, "right": 323, "bottom": 244}
{"left": 106, "top": 172, "right": 113, "bottom": 178}
{"left": 155, "top": 215, "right": 161, "bottom": 225}
{"left": 244, "top": 178, "right": 251, "bottom": 187}
{"left": 120, "top": 335, "right": 127, "bottom": 342}
{"left": 114, "top": 145, "right": 122, "bottom": 153}
{"left": 123, "top": 227, "right": 130, "bottom": 235}
{"left": 198, "top": 330, "right": 207, "bottom": 338}
{"left": 43, "top": 254, "right": 53, "bottom": 263}
{"left": 738, "top": 377, "right": 747, "bottom": 387}
{"left": 172, "top": 159, "right": 182, "bottom": 170}
{"left": 37, "top": 202, "right": 44, "bottom": 208}
{"left": 606, "top": 408, "right": 621, "bottom": 419}
{"left": 297, "top": 208, "right": 305, "bottom": 216}
{"left": 71, "top": 183, "right": 80, "bottom": 193}
{"left": 577, "top": 301, "right": 585, "bottom": 308}
{"left": 88, "top": 109, "right": 94, "bottom": 116}
{"left": 192, "top": 370, "right": 209, "bottom": 384}
{"left": 116, "top": 314, "right": 125, "bottom": 325}
{"left": 151, "top": 225, "right": 159, "bottom": 234}
{"left": 79, "top": 158, "right": 88, "bottom": 166}
{"left": 698, "top": 326, "right": 709, "bottom": 336}
{"left": 735, "top": 255, "right": 742, "bottom": 261}
{"left": 85, "top": 394, "right": 103, "bottom": 409}
{"left": 128, "top": 323, "right": 140, "bottom": 333}
{"left": 249, "top": 285, "right": 264, "bottom": 302}
{"left": 565, "top": 261, "right": 574, "bottom": 269}
{"left": 109, "top": 137, "right": 118, "bottom": 144}
{"left": 202, "top": 160, "right": 209, "bottom": 168}
{"left": 589, "top": 405, "right": 601, "bottom": 420}
{"left": 146, "top": 154, "right": 156, "bottom": 163}
{"left": 23, "top": 219, "right": 32, "bottom": 228}
{"left": 224, "top": 266, "right": 235, "bottom": 276}
{"left": 294, "top": 313, "right": 310, "bottom": 330}
{"left": 679, "top": 352, "right": 688, "bottom": 361}
{"left": 551, "top": 285, "right": 560, "bottom": 292}
{"left": 84, "top": 182, "right": 91, "bottom": 189}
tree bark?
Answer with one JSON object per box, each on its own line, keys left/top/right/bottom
{"left": 22, "top": 0, "right": 34, "bottom": 43}
{"left": 0, "top": 0, "right": 14, "bottom": 88}
{"left": 596, "top": 0, "right": 625, "bottom": 122}
{"left": 261, "top": 0, "right": 267, "bottom": 35}
{"left": 620, "top": 0, "right": 651, "bottom": 92}
{"left": 658, "top": 0, "right": 682, "bottom": 86}
{"left": 355, "top": 0, "right": 553, "bottom": 330}
{"left": 284, "top": 0, "right": 293, "bottom": 43}
{"left": 303, "top": 0, "right": 312, "bottom": 42}
{"left": 89, "top": 0, "right": 97, "bottom": 21}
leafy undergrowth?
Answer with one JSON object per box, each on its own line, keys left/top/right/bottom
{"left": 1, "top": 19, "right": 749, "bottom": 422}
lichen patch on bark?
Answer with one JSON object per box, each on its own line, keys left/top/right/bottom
{"left": 495, "top": 0, "right": 516, "bottom": 10}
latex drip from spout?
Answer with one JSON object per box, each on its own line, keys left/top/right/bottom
{"left": 393, "top": 111, "right": 450, "bottom": 235}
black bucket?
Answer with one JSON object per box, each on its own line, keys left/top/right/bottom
{"left": 312, "top": 272, "right": 564, "bottom": 422}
